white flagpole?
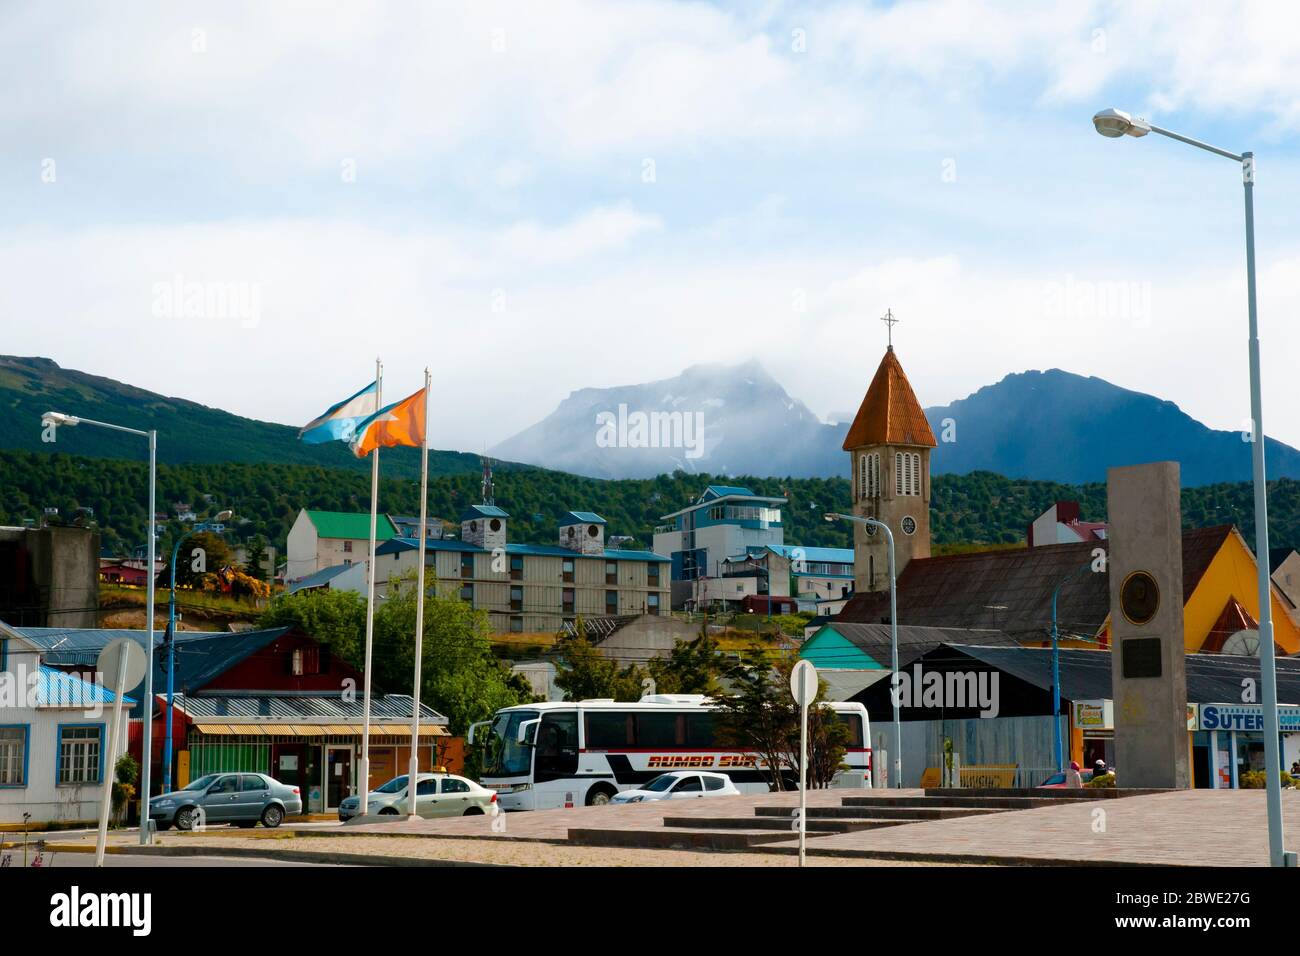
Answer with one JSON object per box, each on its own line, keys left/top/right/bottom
{"left": 359, "top": 357, "right": 382, "bottom": 817}
{"left": 406, "top": 369, "right": 431, "bottom": 821}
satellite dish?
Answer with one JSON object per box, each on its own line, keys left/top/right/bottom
{"left": 1221, "top": 629, "right": 1261, "bottom": 657}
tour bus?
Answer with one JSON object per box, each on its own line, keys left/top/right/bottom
{"left": 468, "top": 694, "right": 872, "bottom": 811}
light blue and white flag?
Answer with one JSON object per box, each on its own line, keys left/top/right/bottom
{"left": 299, "top": 380, "right": 379, "bottom": 444}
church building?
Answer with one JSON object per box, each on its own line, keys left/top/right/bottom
{"left": 841, "top": 343, "right": 937, "bottom": 594}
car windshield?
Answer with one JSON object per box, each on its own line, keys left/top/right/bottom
{"left": 181, "top": 774, "right": 220, "bottom": 792}
{"left": 374, "top": 776, "right": 409, "bottom": 794}
{"left": 643, "top": 774, "right": 678, "bottom": 792}
{"left": 483, "top": 710, "right": 538, "bottom": 777}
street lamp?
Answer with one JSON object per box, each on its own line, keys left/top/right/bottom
{"left": 43, "top": 411, "right": 157, "bottom": 846}
{"left": 1050, "top": 562, "right": 1095, "bottom": 772}
{"left": 825, "top": 512, "right": 901, "bottom": 789}
{"left": 163, "top": 510, "right": 234, "bottom": 792}
{"left": 1091, "top": 109, "right": 1290, "bottom": 867}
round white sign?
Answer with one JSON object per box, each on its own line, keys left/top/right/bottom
{"left": 96, "top": 637, "right": 147, "bottom": 693}
{"left": 790, "top": 659, "right": 818, "bottom": 708}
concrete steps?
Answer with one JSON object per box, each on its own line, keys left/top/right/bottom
{"left": 841, "top": 795, "right": 1069, "bottom": 810}
{"left": 663, "top": 815, "right": 906, "bottom": 833}
{"left": 569, "top": 827, "right": 799, "bottom": 850}
{"left": 755, "top": 804, "right": 997, "bottom": 821}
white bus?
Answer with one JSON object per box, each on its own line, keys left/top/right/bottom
{"left": 468, "top": 694, "right": 872, "bottom": 811}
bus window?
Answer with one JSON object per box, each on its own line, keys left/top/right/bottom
{"left": 585, "top": 711, "right": 633, "bottom": 749}
{"left": 685, "top": 713, "right": 715, "bottom": 748}
{"left": 635, "top": 713, "right": 679, "bottom": 748}
{"left": 536, "top": 711, "right": 579, "bottom": 777}
{"left": 833, "top": 712, "right": 864, "bottom": 748}
{"left": 484, "top": 709, "right": 538, "bottom": 777}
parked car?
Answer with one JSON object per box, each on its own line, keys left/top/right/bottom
{"left": 610, "top": 771, "right": 740, "bottom": 804}
{"left": 338, "top": 772, "right": 497, "bottom": 821}
{"left": 149, "top": 772, "right": 302, "bottom": 831}
{"left": 1037, "top": 769, "right": 1096, "bottom": 788}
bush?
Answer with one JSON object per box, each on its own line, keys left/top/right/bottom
{"left": 1085, "top": 771, "right": 1116, "bottom": 788}
{"left": 111, "top": 753, "right": 140, "bottom": 826}
{"left": 1240, "top": 770, "right": 1293, "bottom": 790}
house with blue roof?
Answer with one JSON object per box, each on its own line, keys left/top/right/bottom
{"left": 12, "top": 623, "right": 448, "bottom": 818}
{"left": 0, "top": 623, "right": 136, "bottom": 825}
{"left": 371, "top": 505, "right": 670, "bottom": 635}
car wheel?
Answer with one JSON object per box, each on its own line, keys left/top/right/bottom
{"left": 462, "top": 806, "right": 484, "bottom": 816}
{"left": 237, "top": 821, "right": 257, "bottom": 828}
{"left": 586, "top": 785, "right": 616, "bottom": 806}
{"left": 261, "top": 805, "right": 284, "bottom": 829}
{"left": 174, "top": 807, "right": 197, "bottom": 832}
{"left": 378, "top": 806, "right": 399, "bottom": 816}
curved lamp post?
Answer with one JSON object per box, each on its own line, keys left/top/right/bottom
{"left": 1091, "top": 108, "right": 1290, "bottom": 867}
{"left": 825, "top": 512, "right": 901, "bottom": 788}
{"left": 42, "top": 411, "right": 157, "bottom": 845}
{"left": 163, "top": 510, "right": 234, "bottom": 793}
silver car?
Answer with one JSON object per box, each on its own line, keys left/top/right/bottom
{"left": 149, "top": 772, "right": 303, "bottom": 831}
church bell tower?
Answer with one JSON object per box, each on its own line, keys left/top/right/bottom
{"left": 842, "top": 313, "right": 936, "bottom": 595}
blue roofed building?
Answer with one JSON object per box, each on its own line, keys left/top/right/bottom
{"left": 373, "top": 505, "right": 670, "bottom": 635}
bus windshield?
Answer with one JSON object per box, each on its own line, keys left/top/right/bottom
{"left": 483, "top": 709, "right": 539, "bottom": 777}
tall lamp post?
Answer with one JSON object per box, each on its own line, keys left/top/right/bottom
{"left": 825, "top": 512, "right": 901, "bottom": 788}
{"left": 1091, "top": 108, "right": 1290, "bottom": 867}
{"left": 42, "top": 411, "right": 157, "bottom": 846}
{"left": 1050, "top": 561, "right": 1095, "bottom": 771}
{"left": 163, "top": 510, "right": 234, "bottom": 792}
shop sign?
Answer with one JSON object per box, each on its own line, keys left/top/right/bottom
{"left": 1199, "top": 703, "right": 1300, "bottom": 732}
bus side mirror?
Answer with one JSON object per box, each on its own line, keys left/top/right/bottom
{"left": 517, "top": 718, "right": 541, "bottom": 746}
{"left": 467, "top": 720, "right": 489, "bottom": 746}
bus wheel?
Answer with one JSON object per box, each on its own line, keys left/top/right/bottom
{"left": 586, "top": 785, "right": 616, "bottom": 806}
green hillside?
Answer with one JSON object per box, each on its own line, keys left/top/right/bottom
{"left": 1, "top": 448, "right": 1296, "bottom": 559}
{"left": 0, "top": 355, "right": 502, "bottom": 480}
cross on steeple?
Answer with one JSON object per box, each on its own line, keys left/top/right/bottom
{"left": 881, "top": 309, "right": 899, "bottom": 350}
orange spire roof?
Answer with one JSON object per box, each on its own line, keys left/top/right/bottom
{"left": 842, "top": 348, "right": 937, "bottom": 450}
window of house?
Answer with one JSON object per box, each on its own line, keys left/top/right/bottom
{"left": 647, "top": 593, "right": 659, "bottom": 615}
{"left": 290, "top": 646, "right": 322, "bottom": 676}
{"left": 647, "top": 563, "right": 660, "bottom": 586}
{"left": 605, "top": 562, "right": 617, "bottom": 585}
{"left": 459, "top": 583, "right": 474, "bottom": 603}
{"left": 562, "top": 559, "right": 575, "bottom": 583}
{"left": 0, "top": 726, "right": 27, "bottom": 786}
{"left": 510, "top": 586, "right": 523, "bottom": 611}
{"left": 510, "top": 555, "right": 524, "bottom": 580}
{"left": 57, "top": 725, "right": 103, "bottom": 785}
{"left": 605, "top": 590, "right": 618, "bottom": 614}
{"left": 460, "top": 553, "right": 474, "bottom": 578}
{"left": 510, "top": 616, "right": 523, "bottom": 633}
{"left": 562, "top": 588, "right": 575, "bottom": 613}
{"left": 343, "top": 540, "right": 353, "bottom": 553}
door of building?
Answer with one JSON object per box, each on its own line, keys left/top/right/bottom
{"left": 325, "top": 746, "right": 354, "bottom": 810}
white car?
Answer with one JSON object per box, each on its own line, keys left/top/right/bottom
{"left": 338, "top": 772, "right": 497, "bottom": 821}
{"left": 610, "top": 771, "right": 740, "bottom": 804}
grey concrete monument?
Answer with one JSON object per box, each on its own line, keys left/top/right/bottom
{"left": 1107, "top": 461, "right": 1190, "bottom": 789}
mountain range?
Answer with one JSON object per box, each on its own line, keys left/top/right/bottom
{"left": 491, "top": 362, "right": 1300, "bottom": 487}
{"left": 4, "top": 353, "right": 1298, "bottom": 489}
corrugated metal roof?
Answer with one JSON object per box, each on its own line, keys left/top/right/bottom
{"left": 174, "top": 691, "right": 446, "bottom": 723}
{"left": 287, "top": 563, "right": 353, "bottom": 594}
{"left": 808, "top": 622, "right": 1019, "bottom": 669}
{"left": 842, "top": 347, "right": 937, "bottom": 450}
{"left": 32, "top": 665, "right": 135, "bottom": 707}
{"left": 759, "top": 544, "right": 856, "bottom": 564}
{"left": 560, "top": 511, "right": 606, "bottom": 525}
{"left": 930, "top": 642, "right": 1300, "bottom": 706}
{"left": 306, "top": 510, "right": 398, "bottom": 541}
{"left": 378, "top": 537, "right": 669, "bottom": 562}
{"left": 459, "top": 504, "right": 509, "bottom": 520}
{"left": 835, "top": 527, "right": 1234, "bottom": 642}
{"left": 703, "top": 485, "right": 755, "bottom": 499}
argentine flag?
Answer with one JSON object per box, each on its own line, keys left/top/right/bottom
{"left": 299, "top": 380, "right": 379, "bottom": 444}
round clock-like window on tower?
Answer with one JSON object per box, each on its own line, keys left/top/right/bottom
{"left": 587, "top": 524, "right": 599, "bottom": 537}
{"left": 489, "top": 518, "right": 502, "bottom": 532}
{"left": 901, "top": 515, "right": 917, "bottom": 535}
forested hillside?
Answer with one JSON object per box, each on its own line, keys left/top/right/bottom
{"left": 3, "top": 449, "right": 1297, "bottom": 558}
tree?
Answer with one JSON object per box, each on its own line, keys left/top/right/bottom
{"left": 554, "top": 633, "right": 646, "bottom": 702}
{"left": 170, "top": 530, "right": 234, "bottom": 588}
{"left": 259, "top": 587, "right": 368, "bottom": 665}
{"left": 646, "top": 626, "right": 725, "bottom": 695}
{"left": 713, "top": 645, "right": 850, "bottom": 791}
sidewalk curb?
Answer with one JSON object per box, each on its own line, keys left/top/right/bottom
{"left": 107, "top": 844, "right": 510, "bottom": 867}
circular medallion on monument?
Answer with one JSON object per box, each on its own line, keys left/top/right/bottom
{"left": 1120, "top": 570, "right": 1160, "bottom": 625}
{"left": 901, "top": 515, "right": 917, "bottom": 535}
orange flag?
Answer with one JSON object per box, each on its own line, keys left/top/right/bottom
{"left": 349, "top": 387, "right": 426, "bottom": 458}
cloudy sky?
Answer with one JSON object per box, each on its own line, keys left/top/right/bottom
{"left": 4, "top": 0, "right": 1300, "bottom": 452}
